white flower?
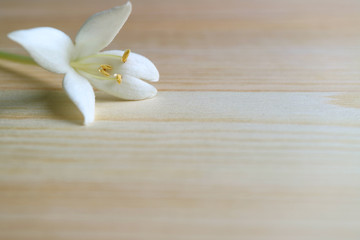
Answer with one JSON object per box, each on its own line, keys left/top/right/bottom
{"left": 8, "top": 1, "right": 159, "bottom": 125}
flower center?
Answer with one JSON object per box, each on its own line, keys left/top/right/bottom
{"left": 98, "top": 64, "right": 122, "bottom": 84}
{"left": 70, "top": 49, "right": 131, "bottom": 84}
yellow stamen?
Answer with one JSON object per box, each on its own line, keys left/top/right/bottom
{"left": 122, "top": 49, "right": 131, "bottom": 63}
{"left": 98, "top": 67, "right": 110, "bottom": 77}
{"left": 115, "top": 74, "right": 122, "bottom": 84}
{"left": 100, "top": 64, "right": 112, "bottom": 70}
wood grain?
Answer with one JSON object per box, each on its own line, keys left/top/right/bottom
{"left": 1, "top": 0, "right": 360, "bottom": 239}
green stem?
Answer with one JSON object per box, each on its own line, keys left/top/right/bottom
{"left": 0, "top": 51, "right": 37, "bottom": 65}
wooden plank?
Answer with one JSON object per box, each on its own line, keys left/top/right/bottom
{"left": 1, "top": 0, "right": 360, "bottom": 92}
{"left": 1, "top": 90, "right": 360, "bottom": 125}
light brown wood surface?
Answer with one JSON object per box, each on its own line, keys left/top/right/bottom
{"left": 1, "top": 0, "right": 360, "bottom": 239}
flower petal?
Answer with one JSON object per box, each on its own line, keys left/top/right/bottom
{"left": 63, "top": 69, "right": 95, "bottom": 125}
{"left": 81, "top": 71, "right": 157, "bottom": 100}
{"left": 8, "top": 27, "right": 74, "bottom": 74}
{"left": 76, "top": 50, "right": 159, "bottom": 82}
{"left": 101, "top": 50, "right": 160, "bottom": 82}
{"left": 74, "top": 1, "right": 132, "bottom": 58}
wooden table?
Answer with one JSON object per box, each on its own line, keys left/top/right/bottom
{"left": 1, "top": 0, "right": 360, "bottom": 239}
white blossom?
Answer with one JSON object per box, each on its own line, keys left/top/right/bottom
{"left": 8, "top": 1, "right": 159, "bottom": 124}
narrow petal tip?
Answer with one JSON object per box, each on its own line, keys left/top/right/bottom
{"left": 83, "top": 114, "right": 95, "bottom": 125}
{"left": 63, "top": 69, "right": 96, "bottom": 125}
{"left": 147, "top": 87, "right": 158, "bottom": 99}
{"left": 152, "top": 66, "right": 160, "bottom": 82}
{"left": 125, "top": 1, "right": 132, "bottom": 9}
